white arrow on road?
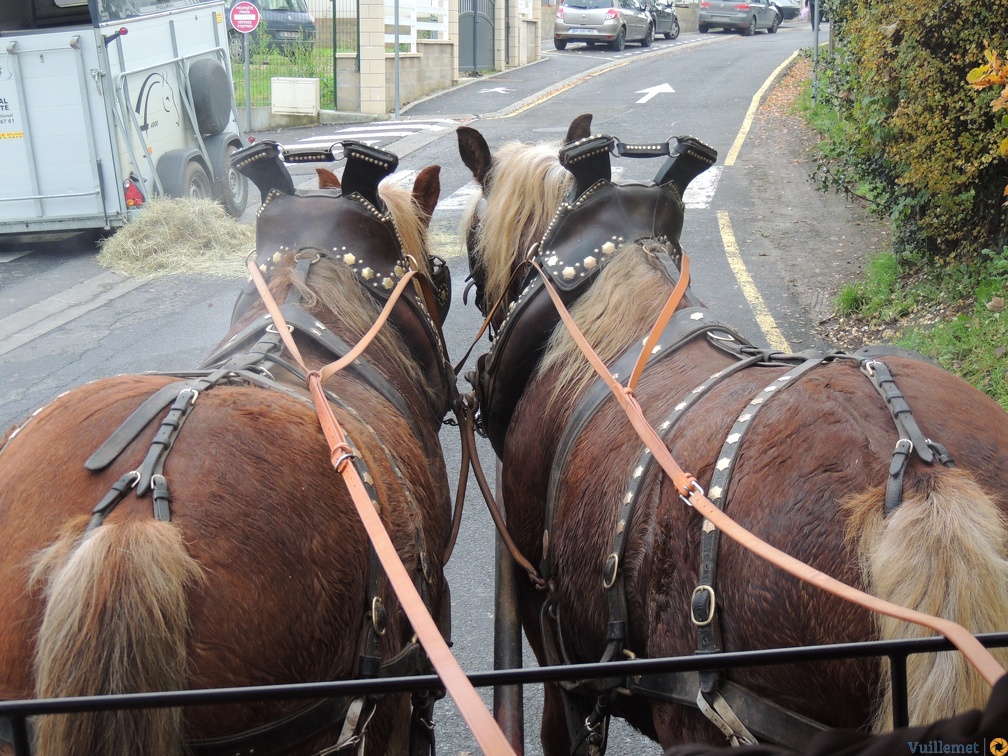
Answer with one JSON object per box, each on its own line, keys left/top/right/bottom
{"left": 480, "top": 87, "right": 514, "bottom": 94}
{"left": 635, "top": 83, "right": 674, "bottom": 104}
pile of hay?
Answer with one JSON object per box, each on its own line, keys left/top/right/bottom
{"left": 98, "top": 197, "right": 255, "bottom": 278}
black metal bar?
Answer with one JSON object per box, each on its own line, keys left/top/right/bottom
{"left": 2, "top": 633, "right": 1006, "bottom": 720}
{"left": 11, "top": 715, "right": 30, "bottom": 756}
{"left": 889, "top": 653, "right": 910, "bottom": 729}
{"left": 493, "top": 459, "right": 524, "bottom": 753}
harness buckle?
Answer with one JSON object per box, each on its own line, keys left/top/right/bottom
{"left": 602, "top": 553, "right": 619, "bottom": 589}
{"left": 680, "top": 479, "right": 704, "bottom": 508}
{"left": 690, "top": 585, "right": 716, "bottom": 627}
{"left": 371, "top": 597, "right": 388, "bottom": 637}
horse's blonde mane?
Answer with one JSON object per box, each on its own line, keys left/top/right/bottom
{"left": 462, "top": 141, "right": 573, "bottom": 309}
{"left": 537, "top": 242, "right": 679, "bottom": 411}
{"left": 379, "top": 178, "right": 431, "bottom": 267}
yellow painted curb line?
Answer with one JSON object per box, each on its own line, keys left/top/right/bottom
{"left": 724, "top": 49, "right": 801, "bottom": 167}
{"left": 717, "top": 210, "right": 790, "bottom": 352}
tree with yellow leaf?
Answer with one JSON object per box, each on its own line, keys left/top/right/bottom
{"left": 968, "top": 46, "right": 1008, "bottom": 204}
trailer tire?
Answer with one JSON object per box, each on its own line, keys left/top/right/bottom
{"left": 189, "top": 58, "right": 232, "bottom": 136}
{"left": 221, "top": 144, "right": 248, "bottom": 218}
{"left": 183, "top": 160, "right": 213, "bottom": 199}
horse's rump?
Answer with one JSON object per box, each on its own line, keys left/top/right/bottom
{"left": 0, "top": 370, "right": 449, "bottom": 749}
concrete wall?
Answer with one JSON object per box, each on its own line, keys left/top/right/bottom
{"left": 325, "top": 42, "right": 455, "bottom": 114}
{"left": 678, "top": 2, "right": 698, "bottom": 32}
{"left": 541, "top": 1, "right": 555, "bottom": 39}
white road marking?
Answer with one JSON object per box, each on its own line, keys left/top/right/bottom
{"left": 0, "top": 272, "right": 147, "bottom": 358}
{"left": 635, "top": 83, "right": 674, "bottom": 104}
{"left": 684, "top": 166, "right": 721, "bottom": 209}
{"left": 437, "top": 182, "right": 481, "bottom": 211}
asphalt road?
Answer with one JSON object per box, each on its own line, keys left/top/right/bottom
{"left": 0, "top": 21, "right": 828, "bottom": 755}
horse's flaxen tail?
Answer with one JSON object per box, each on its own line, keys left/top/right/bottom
{"left": 30, "top": 518, "right": 203, "bottom": 756}
{"left": 847, "top": 468, "right": 1008, "bottom": 731}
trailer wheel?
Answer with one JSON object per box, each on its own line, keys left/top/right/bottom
{"left": 183, "top": 161, "right": 212, "bottom": 199}
{"left": 189, "top": 58, "right": 232, "bottom": 136}
{"left": 221, "top": 144, "right": 248, "bottom": 218}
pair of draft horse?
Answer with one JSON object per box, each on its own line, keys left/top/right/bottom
{"left": 0, "top": 112, "right": 1006, "bottom": 756}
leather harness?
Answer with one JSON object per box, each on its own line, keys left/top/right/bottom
{"left": 539, "top": 313, "right": 959, "bottom": 750}
{"left": 467, "top": 133, "right": 960, "bottom": 752}
{"left": 17, "top": 143, "right": 458, "bottom": 756}
{"left": 74, "top": 254, "right": 446, "bottom": 755}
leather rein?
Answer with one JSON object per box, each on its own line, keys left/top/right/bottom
{"left": 244, "top": 257, "right": 516, "bottom": 755}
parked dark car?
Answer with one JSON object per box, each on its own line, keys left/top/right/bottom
{"left": 698, "top": 0, "right": 779, "bottom": 34}
{"left": 226, "top": 0, "right": 316, "bottom": 56}
{"left": 649, "top": 0, "right": 680, "bottom": 39}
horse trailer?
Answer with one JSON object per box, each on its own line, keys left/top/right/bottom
{"left": 0, "top": 0, "right": 248, "bottom": 241}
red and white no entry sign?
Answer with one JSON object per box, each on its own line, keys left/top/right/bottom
{"left": 229, "top": 1, "right": 260, "bottom": 34}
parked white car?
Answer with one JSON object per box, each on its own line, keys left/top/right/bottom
{"left": 771, "top": 0, "right": 801, "bottom": 22}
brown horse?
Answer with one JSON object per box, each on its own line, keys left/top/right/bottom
{"left": 457, "top": 116, "right": 1008, "bottom": 753}
{"left": 0, "top": 142, "right": 454, "bottom": 756}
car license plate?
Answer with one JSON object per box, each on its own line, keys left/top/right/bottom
{"left": 277, "top": 31, "right": 299, "bottom": 38}
{"left": 711, "top": 14, "right": 729, "bottom": 20}
{"left": 569, "top": 28, "right": 597, "bottom": 34}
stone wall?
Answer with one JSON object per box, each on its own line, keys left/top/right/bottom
{"left": 325, "top": 40, "right": 455, "bottom": 113}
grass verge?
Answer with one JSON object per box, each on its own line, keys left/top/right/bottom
{"left": 794, "top": 64, "right": 1008, "bottom": 409}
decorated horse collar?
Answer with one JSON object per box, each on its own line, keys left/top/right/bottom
{"left": 252, "top": 192, "right": 413, "bottom": 297}
{"left": 236, "top": 139, "right": 409, "bottom": 290}
{"left": 470, "top": 132, "right": 718, "bottom": 456}
{"left": 532, "top": 133, "right": 716, "bottom": 297}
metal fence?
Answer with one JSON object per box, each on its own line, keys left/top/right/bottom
{"left": 231, "top": 0, "right": 451, "bottom": 111}
{"left": 3, "top": 633, "right": 1008, "bottom": 755}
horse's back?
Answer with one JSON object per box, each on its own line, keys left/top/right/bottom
{"left": 0, "top": 371, "right": 450, "bottom": 744}
{"left": 504, "top": 339, "right": 1008, "bottom": 737}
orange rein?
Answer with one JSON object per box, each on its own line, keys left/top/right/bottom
{"left": 525, "top": 252, "right": 1006, "bottom": 688}
{"left": 246, "top": 257, "right": 516, "bottom": 756}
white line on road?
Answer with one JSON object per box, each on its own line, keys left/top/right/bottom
{"left": 684, "top": 166, "right": 722, "bottom": 209}
{"left": 436, "top": 182, "right": 481, "bottom": 211}
{"left": 0, "top": 272, "right": 147, "bottom": 358}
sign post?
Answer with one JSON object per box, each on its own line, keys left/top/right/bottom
{"left": 229, "top": 1, "right": 261, "bottom": 131}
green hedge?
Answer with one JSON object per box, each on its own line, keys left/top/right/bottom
{"left": 815, "top": 0, "right": 1008, "bottom": 266}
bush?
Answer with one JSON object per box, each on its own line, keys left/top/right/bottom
{"left": 813, "top": 0, "right": 1008, "bottom": 266}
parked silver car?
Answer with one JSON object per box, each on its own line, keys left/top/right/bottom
{"left": 554, "top": 0, "right": 655, "bottom": 51}
{"left": 698, "top": 0, "right": 780, "bottom": 34}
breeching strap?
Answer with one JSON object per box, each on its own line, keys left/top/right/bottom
{"left": 527, "top": 257, "right": 1007, "bottom": 688}
{"left": 246, "top": 259, "right": 515, "bottom": 756}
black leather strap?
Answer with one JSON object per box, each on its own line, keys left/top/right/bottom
{"left": 695, "top": 356, "right": 826, "bottom": 693}
{"left": 631, "top": 671, "right": 828, "bottom": 750}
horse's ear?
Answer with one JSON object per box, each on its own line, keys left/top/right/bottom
{"left": 457, "top": 126, "right": 493, "bottom": 188}
{"left": 316, "top": 167, "right": 341, "bottom": 189}
{"left": 412, "top": 165, "right": 441, "bottom": 223}
{"left": 564, "top": 114, "right": 593, "bottom": 144}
